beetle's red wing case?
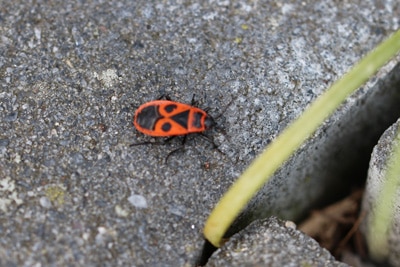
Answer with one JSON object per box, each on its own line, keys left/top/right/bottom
{"left": 133, "top": 100, "right": 208, "bottom": 137}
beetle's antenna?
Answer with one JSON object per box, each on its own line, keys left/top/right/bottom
{"left": 213, "top": 96, "right": 237, "bottom": 121}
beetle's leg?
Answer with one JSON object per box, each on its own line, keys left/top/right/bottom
{"left": 191, "top": 94, "right": 196, "bottom": 105}
{"left": 165, "top": 135, "right": 187, "bottom": 163}
{"left": 198, "top": 133, "right": 224, "bottom": 155}
{"left": 191, "top": 93, "right": 204, "bottom": 107}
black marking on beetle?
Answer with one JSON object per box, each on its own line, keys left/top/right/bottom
{"left": 170, "top": 110, "right": 190, "bottom": 129}
{"left": 162, "top": 122, "right": 172, "bottom": 132}
{"left": 137, "top": 105, "right": 163, "bottom": 130}
{"left": 192, "top": 111, "right": 204, "bottom": 128}
{"left": 164, "top": 104, "right": 178, "bottom": 113}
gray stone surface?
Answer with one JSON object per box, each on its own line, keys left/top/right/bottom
{"left": 0, "top": 0, "right": 399, "bottom": 266}
{"left": 207, "top": 217, "right": 348, "bottom": 267}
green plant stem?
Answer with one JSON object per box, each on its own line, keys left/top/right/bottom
{"left": 204, "top": 29, "right": 400, "bottom": 248}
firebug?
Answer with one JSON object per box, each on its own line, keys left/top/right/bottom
{"left": 130, "top": 95, "right": 233, "bottom": 162}
{"left": 133, "top": 97, "right": 215, "bottom": 137}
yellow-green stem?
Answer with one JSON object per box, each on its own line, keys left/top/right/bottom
{"left": 204, "top": 29, "right": 400, "bottom": 248}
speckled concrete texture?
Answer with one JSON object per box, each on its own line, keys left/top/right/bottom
{"left": 207, "top": 217, "right": 349, "bottom": 267}
{"left": 0, "top": 0, "right": 399, "bottom": 266}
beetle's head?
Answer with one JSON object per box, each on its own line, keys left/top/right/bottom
{"left": 204, "top": 115, "right": 216, "bottom": 130}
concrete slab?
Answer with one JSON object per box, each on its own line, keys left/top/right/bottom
{"left": 0, "top": 0, "right": 399, "bottom": 266}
